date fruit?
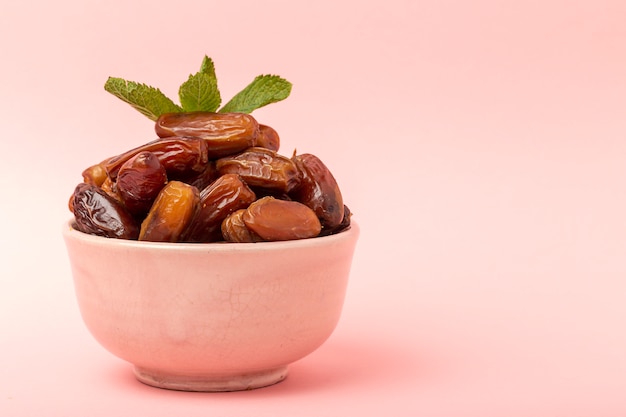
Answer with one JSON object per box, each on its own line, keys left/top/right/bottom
{"left": 81, "top": 161, "right": 108, "bottom": 187}
{"left": 105, "top": 137, "right": 208, "bottom": 181}
{"left": 139, "top": 181, "right": 199, "bottom": 242}
{"left": 216, "top": 147, "right": 300, "bottom": 193}
{"left": 221, "top": 209, "right": 263, "bottom": 243}
{"left": 117, "top": 151, "right": 168, "bottom": 216}
{"left": 70, "top": 110, "right": 351, "bottom": 243}
{"left": 72, "top": 183, "right": 139, "bottom": 239}
{"left": 155, "top": 112, "right": 259, "bottom": 158}
{"left": 256, "top": 124, "right": 280, "bottom": 151}
{"left": 290, "top": 153, "right": 344, "bottom": 230}
{"left": 183, "top": 174, "right": 257, "bottom": 242}
{"left": 242, "top": 196, "right": 321, "bottom": 241}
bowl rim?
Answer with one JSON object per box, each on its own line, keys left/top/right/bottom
{"left": 63, "top": 219, "right": 359, "bottom": 253}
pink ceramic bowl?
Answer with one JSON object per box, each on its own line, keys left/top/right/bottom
{"left": 62, "top": 220, "right": 359, "bottom": 391}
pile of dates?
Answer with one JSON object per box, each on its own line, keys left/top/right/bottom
{"left": 69, "top": 112, "right": 351, "bottom": 243}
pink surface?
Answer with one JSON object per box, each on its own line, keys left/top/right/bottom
{"left": 1, "top": 0, "right": 626, "bottom": 415}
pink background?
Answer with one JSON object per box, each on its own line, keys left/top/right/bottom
{"left": 2, "top": 0, "right": 626, "bottom": 415}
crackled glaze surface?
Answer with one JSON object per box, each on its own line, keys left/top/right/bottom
{"left": 63, "top": 221, "right": 359, "bottom": 391}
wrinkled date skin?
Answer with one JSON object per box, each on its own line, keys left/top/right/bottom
{"left": 155, "top": 112, "right": 259, "bottom": 159}
{"left": 242, "top": 196, "right": 321, "bottom": 241}
{"left": 183, "top": 174, "right": 257, "bottom": 242}
{"left": 117, "top": 151, "right": 168, "bottom": 217}
{"left": 72, "top": 183, "right": 139, "bottom": 239}
{"left": 105, "top": 137, "right": 208, "bottom": 181}
{"left": 216, "top": 147, "right": 300, "bottom": 193}
{"left": 221, "top": 209, "right": 263, "bottom": 243}
{"left": 290, "top": 153, "right": 344, "bottom": 230}
{"left": 139, "top": 181, "right": 199, "bottom": 242}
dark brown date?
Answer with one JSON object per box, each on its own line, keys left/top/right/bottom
{"left": 242, "top": 196, "right": 321, "bottom": 241}
{"left": 155, "top": 112, "right": 259, "bottom": 159}
{"left": 319, "top": 204, "right": 352, "bottom": 236}
{"left": 256, "top": 124, "right": 280, "bottom": 151}
{"left": 139, "top": 181, "right": 200, "bottom": 242}
{"left": 181, "top": 160, "right": 219, "bottom": 191}
{"left": 183, "top": 174, "right": 256, "bottom": 242}
{"left": 221, "top": 209, "right": 263, "bottom": 243}
{"left": 72, "top": 183, "right": 139, "bottom": 239}
{"left": 216, "top": 147, "right": 300, "bottom": 193}
{"left": 105, "top": 137, "right": 208, "bottom": 181}
{"left": 290, "top": 153, "right": 344, "bottom": 230}
{"left": 116, "top": 151, "right": 167, "bottom": 217}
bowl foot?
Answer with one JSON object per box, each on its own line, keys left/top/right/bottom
{"left": 133, "top": 365, "right": 288, "bottom": 392}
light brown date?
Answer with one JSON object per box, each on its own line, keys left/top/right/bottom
{"left": 183, "top": 174, "right": 257, "bottom": 242}
{"left": 81, "top": 161, "right": 108, "bottom": 187}
{"left": 242, "top": 196, "right": 321, "bottom": 241}
{"left": 105, "top": 137, "right": 208, "bottom": 181}
{"left": 139, "top": 181, "right": 200, "bottom": 242}
{"left": 72, "top": 183, "right": 139, "bottom": 239}
{"left": 155, "top": 112, "right": 259, "bottom": 159}
{"left": 216, "top": 147, "right": 300, "bottom": 193}
{"left": 290, "top": 153, "right": 344, "bottom": 230}
{"left": 221, "top": 209, "right": 263, "bottom": 243}
{"left": 256, "top": 124, "right": 280, "bottom": 151}
{"left": 117, "top": 151, "right": 167, "bottom": 216}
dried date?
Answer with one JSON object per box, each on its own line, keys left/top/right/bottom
{"left": 72, "top": 183, "right": 139, "bottom": 239}
{"left": 155, "top": 112, "right": 259, "bottom": 158}
{"left": 216, "top": 147, "right": 300, "bottom": 193}
{"left": 116, "top": 151, "right": 167, "bottom": 216}
{"left": 221, "top": 209, "right": 263, "bottom": 243}
{"left": 183, "top": 174, "right": 256, "bottom": 242}
{"left": 105, "top": 137, "right": 208, "bottom": 181}
{"left": 290, "top": 153, "right": 344, "bottom": 230}
{"left": 139, "top": 181, "right": 200, "bottom": 242}
{"left": 256, "top": 124, "right": 280, "bottom": 151}
{"left": 242, "top": 196, "right": 321, "bottom": 241}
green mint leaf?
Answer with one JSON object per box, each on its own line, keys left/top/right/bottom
{"left": 219, "top": 75, "right": 292, "bottom": 114}
{"left": 178, "top": 57, "right": 221, "bottom": 112}
{"left": 199, "top": 55, "right": 216, "bottom": 77}
{"left": 104, "top": 77, "right": 182, "bottom": 121}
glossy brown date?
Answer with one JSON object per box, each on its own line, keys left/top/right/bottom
{"left": 290, "top": 153, "right": 344, "bottom": 230}
{"left": 72, "top": 183, "right": 139, "bottom": 239}
{"left": 139, "top": 181, "right": 200, "bottom": 242}
{"left": 105, "top": 137, "right": 208, "bottom": 181}
{"left": 221, "top": 209, "right": 263, "bottom": 243}
{"left": 256, "top": 124, "right": 280, "bottom": 151}
{"left": 81, "top": 161, "right": 108, "bottom": 187}
{"left": 242, "top": 196, "right": 321, "bottom": 241}
{"left": 216, "top": 147, "right": 300, "bottom": 193}
{"left": 155, "top": 112, "right": 259, "bottom": 159}
{"left": 116, "top": 151, "right": 167, "bottom": 216}
{"left": 183, "top": 174, "right": 256, "bottom": 242}
{"left": 319, "top": 204, "right": 352, "bottom": 236}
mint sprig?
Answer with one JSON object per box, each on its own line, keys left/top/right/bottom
{"left": 219, "top": 75, "right": 292, "bottom": 114}
{"left": 105, "top": 56, "right": 292, "bottom": 119}
{"left": 178, "top": 56, "right": 221, "bottom": 112}
{"left": 104, "top": 78, "right": 183, "bottom": 121}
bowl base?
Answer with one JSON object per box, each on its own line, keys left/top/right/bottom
{"left": 133, "top": 366, "right": 288, "bottom": 392}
